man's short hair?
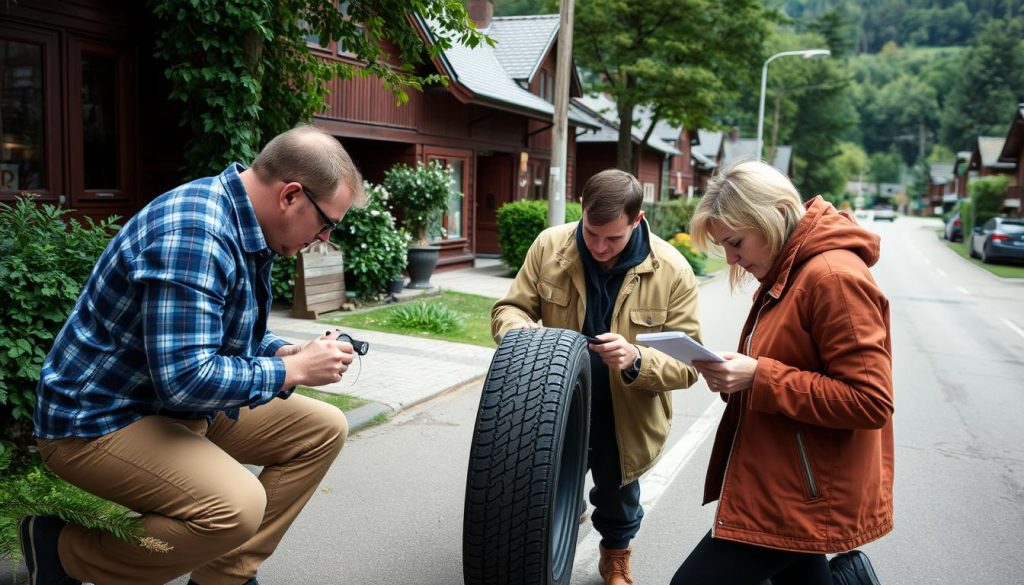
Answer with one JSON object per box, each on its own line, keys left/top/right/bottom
{"left": 251, "top": 124, "right": 365, "bottom": 206}
{"left": 580, "top": 169, "right": 643, "bottom": 225}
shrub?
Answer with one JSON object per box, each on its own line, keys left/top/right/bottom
{"left": 668, "top": 232, "right": 707, "bottom": 276}
{"left": 0, "top": 197, "right": 118, "bottom": 465}
{"left": 643, "top": 199, "right": 700, "bottom": 241}
{"left": 271, "top": 256, "right": 297, "bottom": 306}
{"left": 385, "top": 301, "right": 463, "bottom": 334}
{"left": 969, "top": 175, "right": 1008, "bottom": 231}
{"left": 333, "top": 182, "right": 409, "bottom": 299}
{"left": 384, "top": 161, "right": 453, "bottom": 244}
{"left": 497, "top": 200, "right": 583, "bottom": 273}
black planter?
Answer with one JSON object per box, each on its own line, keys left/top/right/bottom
{"left": 406, "top": 244, "right": 440, "bottom": 289}
{"left": 388, "top": 276, "right": 406, "bottom": 295}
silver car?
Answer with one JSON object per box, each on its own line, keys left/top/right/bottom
{"left": 969, "top": 217, "right": 1024, "bottom": 264}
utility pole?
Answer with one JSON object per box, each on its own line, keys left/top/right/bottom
{"left": 547, "top": 0, "right": 575, "bottom": 227}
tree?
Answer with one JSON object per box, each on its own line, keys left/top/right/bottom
{"left": 573, "top": 0, "right": 775, "bottom": 171}
{"left": 834, "top": 141, "right": 869, "bottom": 183}
{"left": 152, "top": 0, "right": 487, "bottom": 177}
{"left": 939, "top": 17, "right": 1024, "bottom": 150}
{"left": 870, "top": 73, "right": 940, "bottom": 165}
{"left": 868, "top": 151, "right": 902, "bottom": 186}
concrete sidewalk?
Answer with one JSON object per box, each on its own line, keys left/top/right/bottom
{"left": 269, "top": 258, "right": 512, "bottom": 432}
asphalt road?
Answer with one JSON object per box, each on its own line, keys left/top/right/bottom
{"left": 192, "top": 216, "right": 1024, "bottom": 584}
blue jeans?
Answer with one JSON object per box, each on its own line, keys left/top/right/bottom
{"left": 671, "top": 530, "right": 832, "bottom": 585}
{"left": 587, "top": 377, "right": 643, "bottom": 550}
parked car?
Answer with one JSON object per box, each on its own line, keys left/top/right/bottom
{"left": 873, "top": 205, "right": 897, "bottom": 222}
{"left": 944, "top": 210, "right": 963, "bottom": 241}
{"left": 969, "top": 217, "right": 1024, "bottom": 264}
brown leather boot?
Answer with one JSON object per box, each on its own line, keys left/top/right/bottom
{"left": 598, "top": 545, "right": 635, "bottom": 585}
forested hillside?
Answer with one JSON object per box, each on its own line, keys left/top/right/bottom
{"left": 493, "top": 0, "right": 1024, "bottom": 204}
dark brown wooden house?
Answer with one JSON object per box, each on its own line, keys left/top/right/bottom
{"left": 1, "top": 0, "right": 187, "bottom": 222}
{"left": 313, "top": 3, "right": 596, "bottom": 267}
{"left": 997, "top": 104, "right": 1024, "bottom": 216}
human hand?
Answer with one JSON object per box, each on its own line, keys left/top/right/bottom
{"left": 291, "top": 337, "right": 355, "bottom": 387}
{"left": 587, "top": 333, "right": 639, "bottom": 371}
{"left": 510, "top": 321, "right": 541, "bottom": 331}
{"left": 692, "top": 352, "right": 757, "bottom": 395}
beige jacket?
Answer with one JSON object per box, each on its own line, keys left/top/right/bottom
{"left": 491, "top": 221, "right": 701, "bottom": 484}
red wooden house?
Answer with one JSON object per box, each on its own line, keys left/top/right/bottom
{"left": 968, "top": 135, "right": 1018, "bottom": 214}
{"left": 997, "top": 104, "right": 1024, "bottom": 216}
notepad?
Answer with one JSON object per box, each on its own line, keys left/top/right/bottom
{"left": 636, "top": 331, "right": 725, "bottom": 365}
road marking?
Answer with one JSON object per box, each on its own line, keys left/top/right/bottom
{"left": 923, "top": 258, "right": 932, "bottom": 266}
{"left": 572, "top": 399, "right": 725, "bottom": 571}
{"left": 956, "top": 286, "right": 971, "bottom": 295}
{"left": 934, "top": 267, "right": 945, "bottom": 276}
{"left": 1002, "top": 318, "right": 1024, "bottom": 340}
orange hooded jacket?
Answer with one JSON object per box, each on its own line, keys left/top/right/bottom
{"left": 703, "top": 196, "right": 894, "bottom": 553}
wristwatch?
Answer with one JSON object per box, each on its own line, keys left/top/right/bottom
{"left": 624, "top": 350, "right": 642, "bottom": 380}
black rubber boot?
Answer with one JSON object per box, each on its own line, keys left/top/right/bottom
{"left": 829, "top": 550, "right": 882, "bottom": 585}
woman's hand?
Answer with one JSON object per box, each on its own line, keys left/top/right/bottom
{"left": 692, "top": 352, "right": 758, "bottom": 395}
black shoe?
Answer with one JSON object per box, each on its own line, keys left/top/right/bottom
{"left": 830, "top": 550, "right": 881, "bottom": 585}
{"left": 17, "top": 515, "right": 81, "bottom": 585}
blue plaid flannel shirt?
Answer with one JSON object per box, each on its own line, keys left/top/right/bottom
{"left": 35, "top": 164, "right": 292, "bottom": 439}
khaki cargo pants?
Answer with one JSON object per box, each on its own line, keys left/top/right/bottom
{"left": 37, "top": 393, "right": 347, "bottom": 585}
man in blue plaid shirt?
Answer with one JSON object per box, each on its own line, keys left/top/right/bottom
{"left": 19, "top": 125, "right": 364, "bottom": 585}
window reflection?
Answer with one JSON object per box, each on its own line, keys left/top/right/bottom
{"left": 0, "top": 40, "right": 45, "bottom": 191}
{"left": 81, "top": 53, "right": 118, "bottom": 190}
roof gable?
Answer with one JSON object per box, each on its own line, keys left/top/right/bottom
{"left": 489, "top": 15, "right": 559, "bottom": 82}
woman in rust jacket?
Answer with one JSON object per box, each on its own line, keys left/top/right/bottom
{"left": 671, "top": 160, "right": 893, "bottom": 585}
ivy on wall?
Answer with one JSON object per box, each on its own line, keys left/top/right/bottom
{"left": 151, "top": 0, "right": 488, "bottom": 177}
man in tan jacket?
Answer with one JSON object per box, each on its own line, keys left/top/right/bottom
{"left": 491, "top": 169, "right": 702, "bottom": 585}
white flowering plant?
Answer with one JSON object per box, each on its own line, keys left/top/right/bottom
{"left": 331, "top": 181, "right": 410, "bottom": 299}
{"left": 383, "top": 160, "right": 453, "bottom": 245}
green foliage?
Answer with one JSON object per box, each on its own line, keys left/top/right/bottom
{"left": 151, "top": 0, "right": 488, "bottom": 178}
{"left": 667, "top": 233, "right": 707, "bottom": 276}
{"left": 868, "top": 151, "right": 902, "bottom": 186}
{"left": 384, "top": 162, "right": 454, "bottom": 244}
{"left": 939, "top": 17, "right": 1024, "bottom": 151}
{"left": 642, "top": 199, "right": 699, "bottom": 241}
{"left": 573, "top": 0, "right": 774, "bottom": 170}
{"left": 271, "top": 256, "right": 298, "bottom": 306}
{"left": 969, "top": 175, "right": 1009, "bottom": 228}
{"left": 0, "top": 198, "right": 118, "bottom": 463}
{"left": 385, "top": 301, "right": 463, "bottom": 334}
{"left": 496, "top": 200, "right": 583, "bottom": 273}
{"left": 333, "top": 182, "right": 410, "bottom": 299}
{"left": 0, "top": 466, "right": 165, "bottom": 563}
{"left": 960, "top": 198, "right": 976, "bottom": 237}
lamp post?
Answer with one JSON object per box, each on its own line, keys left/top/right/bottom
{"left": 756, "top": 49, "right": 830, "bottom": 161}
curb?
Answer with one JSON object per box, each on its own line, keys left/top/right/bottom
{"left": 345, "top": 401, "right": 395, "bottom": 433}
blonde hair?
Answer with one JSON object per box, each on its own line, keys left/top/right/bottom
{"left": 251, "top": 124, "right": 366, "bottom": 207}
{"left": 690, "top": 160, "right": 805, "bottom": 290}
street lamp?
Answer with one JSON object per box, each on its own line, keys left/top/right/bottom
{"left": 756, "top": 49, "right": 831, "bottom": 161}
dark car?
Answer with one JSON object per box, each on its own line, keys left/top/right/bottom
{"left": 944, "top": 210, "right": 963, "bottom": 242}
{"left": 969, "top": 217, "right": 1024, "bottom": 264}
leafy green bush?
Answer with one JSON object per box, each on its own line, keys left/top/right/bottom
{"left": 333, "top": 182, "right": 409, "bottom": 299}
{"left": 384, "top": 161, "right": 453, "bottom": 244}
{"left": 643, "top": 199, "right": 700, "bottom": 241}
{"left": 496, "top": 200, "right": 583, "bottom": 273}
{"left": 667, "top": 232, "right": 707, "bottom": 276}
{"left": 960, "top": 199, "right": 975, "bottom": 237}
{"left": 385, "top": 301, "right": 463, "bottom": 334}
{"left": 271, "top": 256, "right": 297, "bottom": 306}
{"left": 0, "top": 198, "right": 118, "bottom": 465}
{"left": 969, "top": 175, "right": 1008, "bottom": 230}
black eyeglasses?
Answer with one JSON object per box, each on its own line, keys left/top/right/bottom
{"left": 284, "top": 179, "right": 337, "bottom": 236}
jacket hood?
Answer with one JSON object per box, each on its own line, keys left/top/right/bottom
{"left": 763, "top": 196, "right": 880, "bottom": 298}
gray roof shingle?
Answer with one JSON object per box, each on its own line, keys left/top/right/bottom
{"left": 489, "top": 15, "right": 559, "bottom": 82}
{"left": 572, "top": 94, "right": 679, "bottom": 155}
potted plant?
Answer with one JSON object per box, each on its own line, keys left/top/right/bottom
{"left": 383, "top": 161, "right": 453, "bottom": 289}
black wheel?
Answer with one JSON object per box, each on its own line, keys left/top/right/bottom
{"left": 463, "top": 328, "right": 592, "bottom": 585}
{"left": 981, "top": 244, "right": 991, "bottom": 264}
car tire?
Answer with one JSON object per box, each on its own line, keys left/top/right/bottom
{"left": 463, "top": 328, "right": 592, "bottom": 585}
{"left": 981, "top": 245, "right": 991, "bottom": 264}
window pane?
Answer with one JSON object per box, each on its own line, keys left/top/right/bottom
{"left": 447, "top": 160, "right": 464, "bottom": 238}
{"left": 0, "top": 40, "right": 45, "bottom": 191}
{"left": 81, "top": 53, "right": 118, "bottom": 189}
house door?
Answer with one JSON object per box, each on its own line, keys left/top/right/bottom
{"left": 474, "top": 151, "right": 513, "bottom": 255}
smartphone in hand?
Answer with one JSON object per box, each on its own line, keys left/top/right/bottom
{"left": 585, "top": 335, "right": 608, "bottom": 345}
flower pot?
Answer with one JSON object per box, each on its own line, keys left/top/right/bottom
{"left": 406, "top": 244, "right": 440, "bottom": 289}
{"left": 389, "top": 276, "right": 406, "bottom": 295}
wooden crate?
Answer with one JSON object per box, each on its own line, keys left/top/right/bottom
{"left": 291, "top": 241, "right": 345, "bottom": 319}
